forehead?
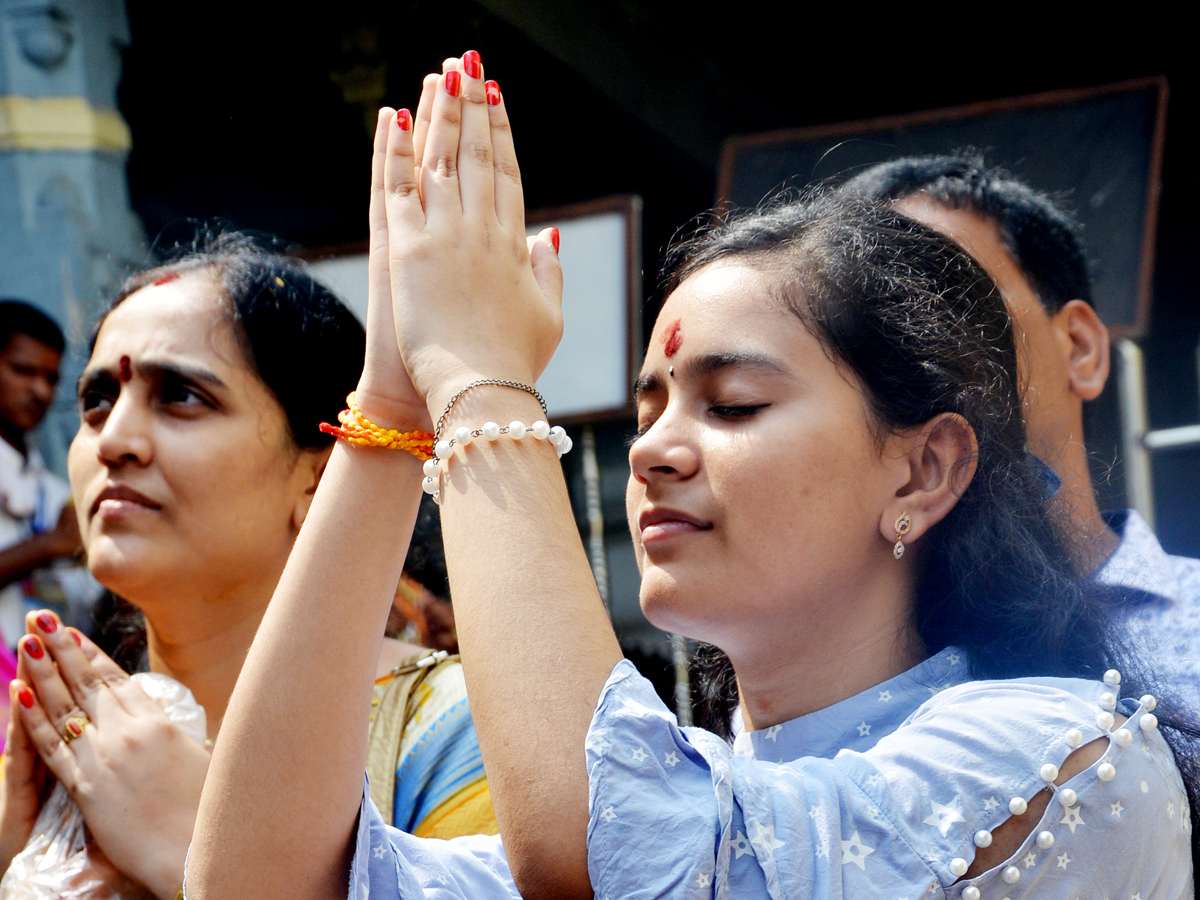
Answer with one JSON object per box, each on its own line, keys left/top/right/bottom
{"left": 1, "top": 332, "right": 61, "bottom": 366}
{"left": 647, "top": 261, "right": 808, "bottom": 361}
{"left": 94, "top": 275, "right": 244, "bottom": 371}
{"left": 893, "top": 195, "right": 1042, "bottom": 320}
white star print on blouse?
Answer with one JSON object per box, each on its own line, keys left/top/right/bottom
{"left": 343, "top": 648, "right": 1193, "bottom": 900}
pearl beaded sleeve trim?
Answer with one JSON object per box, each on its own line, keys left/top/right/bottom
{"left": 420, "top": 420, "right": 573, "bottom": 504}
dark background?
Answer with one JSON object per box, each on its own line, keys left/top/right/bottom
{"left": 118, "top": 5, "right": 1199, "bottom": 576}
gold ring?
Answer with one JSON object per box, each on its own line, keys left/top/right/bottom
{"left": 63, "top": 715, "right": 89, "bottom": 743}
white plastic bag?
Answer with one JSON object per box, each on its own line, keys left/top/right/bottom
{"left": 0, "top": 673, "right": 206, "bottom": 899}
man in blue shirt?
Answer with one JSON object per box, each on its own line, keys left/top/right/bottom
{"left": 847, "top": 156, "right": 1200, "bottom": 691}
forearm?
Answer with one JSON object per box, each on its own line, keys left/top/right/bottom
{"left": 436, "top": 388, "right": 623, "bottom": 900}
{"left": 0, "top": 533, "right": 59, "bottom": 588}
{"left": 188, "top": 443, "right": 423, "bottom": 900}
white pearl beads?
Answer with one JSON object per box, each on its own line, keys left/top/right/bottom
{"left": 1141, "top": 694, "right": 1157, "bottom": 712}
{"left": 531, "top": 420, "right": 550, "bottom": 440}
{"left": 1057, "top": 788, "right": 1077, "bottom": 807}
{"left": 1098, "top": 691, "right": 1118, "bottom": 711}
{"left": 423, "top": 458, "right": 439, "bottom": 478}
{"left": 1001, "top": 865, "right": 1021, "bottom": 883}
{"left": 962, "top": 886, "right": 981, "bottom": 900}
{"left": 1065, "top": 727, "right": 1083, "bottom": 747}
{"left": 1140, "top": 713, "right": 1159, "bottom": 732}
{"left": 421, "top": 475, "right": 439, "bottom": 495}
{"left": 434, "top": 440, "right": 453, "bottom": 460}
{"left": 1114, "top": 727, "right": 1134, "bottom": 746}
{"left": 1096, "top": 711, "right": 1115, "bottom": 732}
{"left": 1098, "top": 762, "right": 1117, "bottom": 781}
{"left": 1009, "top": 796, "right": 1028, "bottom": 815}
{"left": 548, "top": 425, "right": 567, "bottom": 445}
{"left": 454, "top": 426, "right": 473, "bottom": 446}
{"left": 1036, "top": 830, "right": 1055, "bottom": 849}
{"left": 949, "top": 858, "right": 969, "bottom": 877}
{"left": 974, "top": 829, "right": 993, "bottom": 848}
{"left": 1103, "top": 669, "right": 1122, "bottom": 687}
{"left": 508, "top": 420, "right": 526, "bottom": 439}
{"left": 1040, "top": 763, "right": 1059, "bottom": 782}
{"left": 481, "top": 421, "right": 502, "bottom": 440}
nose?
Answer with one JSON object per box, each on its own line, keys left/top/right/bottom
{"left": 95, "top": 391, "right": 153, "bottom": 468}
{"left": 628, "top": 409, "right": 700, "bottom": 485}
{"left": 31, "top": 375, "right": 55, "bottom": 406}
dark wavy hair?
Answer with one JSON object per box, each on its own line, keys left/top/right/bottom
{"left": 90, "top": 228, "right": 365, "bottom": 665}
{"left": 667, "top": 190, "right": 1200, "bottom": 868}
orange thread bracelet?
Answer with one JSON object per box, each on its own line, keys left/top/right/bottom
{"left": 319, "top": 392, "right": 435, "bottom": 460}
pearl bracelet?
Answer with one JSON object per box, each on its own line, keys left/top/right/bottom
{"left": 420, "top": 419, "right": 573, "bottom": 504}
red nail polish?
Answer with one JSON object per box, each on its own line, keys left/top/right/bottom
{"left": 70, "top": 629, "right": 82, "bottom": 647}
{"left": 550, "top": 227, "right": 561, "bottom": 253}
{"left": 445, "top": 71, "right": 461, "bottom": 98}
{"left": 396, "top": 108, "right": 412, "bottom": 131}
{"left": 36, "top": 612, "right": 57, "bottom": 634}
{"left": 17, "top": 686, "right": 34, "bottom": 709}
{"left": 22, "top": 635, "right": 44, "bottom": 660}
{"left": 485, "top": 80, "right": 501, "bottom": 107}
{"left": 462, "top": 51, "right": 482, "bottom": 80}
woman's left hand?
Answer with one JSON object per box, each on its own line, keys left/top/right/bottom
{"left": 12, "top": 612, "right": 210, "bottom": 900}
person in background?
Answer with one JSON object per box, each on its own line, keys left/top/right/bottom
{"left": 845, "top": 155, "right": 1200, "bottom": 692}
{"left": 0, "top": 301, "right": 84, "bottom": 651}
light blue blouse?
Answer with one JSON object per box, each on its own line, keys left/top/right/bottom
{"left": 347, "top": 648, "right": 1193, "bottom": 898}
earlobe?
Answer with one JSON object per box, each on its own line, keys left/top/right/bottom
{"left": 880, "top": 413, "right": 979, "bottom": 551}
{"left": 291, "top": 445, "right": 334, "bottom": 532}
{"left": 1058, "top": 300, "right": 1110, "bottom": 402}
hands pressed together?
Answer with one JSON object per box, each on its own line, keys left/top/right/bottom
{"left": 355, "top": 52, "right": 563, "bottom": 430}
{"left": 1, "top": 612, "right": 208, "bottom": 899}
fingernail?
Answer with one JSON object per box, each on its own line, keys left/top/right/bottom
{"left": 69, "top": 628, "right": 82, "bottom": 647}
{"left": 462, "top": 50, "right": 482, "bottom": 80}
{"left": 22, "top": 635, "right": 44, "bottom": 660}
{"left": 550, "top": 227, "right": 561, "bottom": 253}
{"left": 36, "top": 612, "right": 57, "bottom": 634}
{"left": 485, "top": 80, "right": 501, "bottom": 107}
{"left": 396, "top": 108, "right": 412, "bottom": 131}
{"left": 16, "top": 686, "right": 34, "bottom": 709}
{"left": 445, "top": 71, "right": 461, "bottom": 98}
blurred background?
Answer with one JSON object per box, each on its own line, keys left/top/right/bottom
{"left": 2, "top": 1, "right": 1197, "bottom": 690}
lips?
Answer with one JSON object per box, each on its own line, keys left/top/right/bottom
{"left": 638, "top": 506, "right": 713, "bottom": 543}
{"left": 91, "top": 484, "right": 162, "bottom": 517}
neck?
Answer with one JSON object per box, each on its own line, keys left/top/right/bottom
{"left": 0, "top": 426, "right": 27, "bottom": 457}
{"left": 1047, "top": 440, "right": 1121, "bottom": 576}
{"left": 732, "top": 563, "right": 926, "bottom": 731}
{"left": 141, "top": 582, "right": 276, "bottom": 742}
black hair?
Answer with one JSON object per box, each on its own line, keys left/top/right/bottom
{"left": 96, "top": 229, "right": 365, "bottom": 449}
{"left": 665, "top": 189, "right": 1200, "bottom": 866}
{"left": 0, "top": 299, "right": 66, "bottom": 355}
{"left": 841, "top": 153, "right": 1092, "bottom": 313}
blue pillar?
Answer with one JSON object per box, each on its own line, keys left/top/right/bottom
{"left": 0, "top": 0, "right": 144, "bottom": 473}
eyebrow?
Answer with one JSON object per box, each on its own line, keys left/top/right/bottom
{"left": 77, "top": 359, "right": 229, "bottom": 395}
{"left": 633, "top": 350, "right": 793, "bottom": 399}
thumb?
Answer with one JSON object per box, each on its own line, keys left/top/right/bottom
{"left": 528, "top": 228, "right": 564, "bottom": 309}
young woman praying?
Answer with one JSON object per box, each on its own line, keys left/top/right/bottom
{"left": 187, "top": 54, "right": 1195, "bottom": 900}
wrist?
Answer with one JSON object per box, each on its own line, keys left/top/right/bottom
{"left": 350, "top": 384, "right": 432, "bottom": 434}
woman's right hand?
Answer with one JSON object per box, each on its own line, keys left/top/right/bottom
{"left": 381, "top": 53, "right": 564, "bottom": 416}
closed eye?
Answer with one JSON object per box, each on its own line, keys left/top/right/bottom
{"left": 709, "top": 404, "right": 770, "bottom": 419}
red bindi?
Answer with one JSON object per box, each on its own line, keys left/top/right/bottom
{"left": 152, "top": 271, "right": 180, "bottom": 287}
{"left": 662, "top": 319, "right": 683, "bottom": 357}
{"left": 119, "top": 355, "right": 132, "bottom": 382}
